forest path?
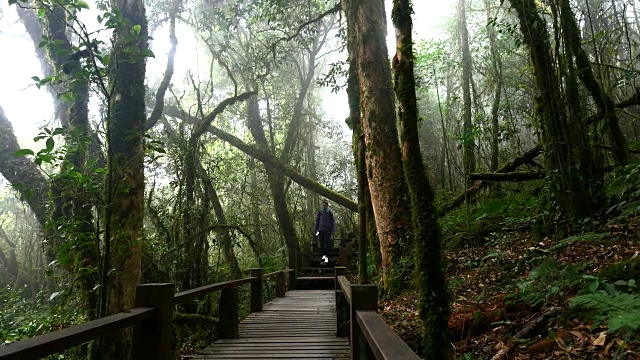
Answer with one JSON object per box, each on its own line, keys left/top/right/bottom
{"left": 191, "top": 290, "right": 350, "bottom": 359}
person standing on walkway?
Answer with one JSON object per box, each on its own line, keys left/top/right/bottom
{"left": 314, "top": 199, "right": 335, "bottom": 263}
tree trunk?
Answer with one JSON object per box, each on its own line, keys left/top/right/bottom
{"left": 198, "top": 164, "right": 242, "bottom": 279}
{"left": 101, "top": 0, "right": 147, "bottom": 356}
{"left": 0, "top": 106, "right": 49, "bottom": 227}
{"left": 248, "top": 158, "right": 265, "bottom": 252}
{"left": 347, "top": 0, "right": 413, "bottom": 290}
{"left": 485, "top": 0, "right": 503, "bottom": 171}
{"left": 344, "top": 0, "right": 370, "bottom": 283}
{"left": 246, "top": 91, "right": 300, "bottom": 270}
{"left": 558, "top": 0, "right": 628, "bottom": 165}
{"left": 510, "top": 0, "right": 603, "bottom": 220}
{"left": 392, "top": 0, "right": 451, "bottom": 357}
{"left": 458, "top": 0, "right": 475, "bottom": 175}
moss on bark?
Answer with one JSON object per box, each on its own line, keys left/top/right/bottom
{"left": 392, "top": 0, "right": 451, "bottom": 357}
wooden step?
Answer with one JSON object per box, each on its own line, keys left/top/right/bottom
{"left": 295, "top": 276, "right": 335, "bottom": 290}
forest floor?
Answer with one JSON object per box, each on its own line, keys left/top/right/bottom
{"left": 380, "top": 190, "right": 640, "bottom": 359}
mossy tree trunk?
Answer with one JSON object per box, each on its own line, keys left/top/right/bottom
{"left": 101, "top": 0, "right": 147, "bottom": 356}
{"left": 345, "top": 0, "right": 413, "bottom": 290}
{"left": 458, "top": 0, "right": 475, "bottom": 175}
{"left": 343, "top": 0, "right": 370, "bottom": 283}
{"left": 392, "top": 0, "right": 450, "bottom": 358}
{"left": 246, "top": 90, "right": 301, "bottom": 271}
{"left": 557, "top": 0, "right": 628, "bottom": 165}
{"left": 18, "top": 3, "right": 99, "bottom": 319}
{"left": 510, "top": 0, "right": 603, "bottom": 220}
{"left": 0, "top": 107, "right": 49, "bottom": 226}
{"left": 182, "top": 91, "right": 253, "bottom": 287}
{"left": 485, "top": 0, "right": 503, "bottom": 172}
{"left": 198, "top": 165, "right": 242, "bottom": 279}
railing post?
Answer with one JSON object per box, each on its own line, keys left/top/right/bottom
{"left": 288, "top": 268, "right": 297, "bottom": 291}
{"left": 335, "top": 267, "right": 348, "bottom": 337}
{"left": 132, "top": 283, "right": 174, "bottom": 360}
{"left": 275, "top": 271, "right": 286, "bottom": 298}
{"left": 339, "top": 247, "right": 348, "bottom": 266}
{"left": 351, "top": 285, "right": 377, "bottom": 360}
{"left": 250, "top": 268, "right": 263, "bottom": 313}
{"left": 218, "top": 287, "right": 238, "bottom": 339}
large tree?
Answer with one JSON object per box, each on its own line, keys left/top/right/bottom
{"left": 343, "top": 0, "right": 413, "bottom": 289}
{"left": 392, "top": 0, "right": 450, "bottom": 357}
{"left": 510, "top": 0, "right": 604, "bottom": 219}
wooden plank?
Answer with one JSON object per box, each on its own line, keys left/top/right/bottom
{"left": 337, "top": 276, "right": 352, "bottom": 304}
{"left": 207, "top": 344, "right": 349, "bottom": 349}
{"left": 213, "top": 337, "right": 347, "bottom": 343}
{"left": 356, "top": 310, "right": 420, "bottom": 360}
{"left": 196, "top": 289, "right": 350, "bottom": 360}
{"left": 190, "top": 354, "right": 350, "bottom": 360}
{"left": 174, "top": 277, "right": 256, "bottom": 304}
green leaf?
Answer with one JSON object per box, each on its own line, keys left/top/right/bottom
{"left": 142, "top": 48, "right": 155, "bottom": 58}
{"left": 13, "top": 149, "right": 34, "bottom": 157}
{"left": 46, "top": 138, "right": 55, "bottom": 152}
{"left": 37, "top": 8, "right": 46, "bottom": 17}
{"left": 132, "top": 24, "right": 141, "bottom": 35}
{"left": 75, "top": 0, "right": 89, "bottom": 9}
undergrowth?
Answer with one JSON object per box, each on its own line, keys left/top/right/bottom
{"left": 438, "top": 161, "right": 640, "bottom": 357}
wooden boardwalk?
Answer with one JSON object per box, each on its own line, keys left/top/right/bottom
{"left": 191, "top": 290, "right": 350, "bottom": 359}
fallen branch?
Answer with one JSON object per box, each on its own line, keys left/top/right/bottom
{"left": 469, "top": 171, "right": 546, "bottom": 182}
{"left": 491, "top": 306, "right": 562, "bottom": 360}
{"left": 439, "top": 144, "right": 542, "bottom": 216}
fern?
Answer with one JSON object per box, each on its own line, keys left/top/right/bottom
{"left": 569, "top": 292, "right": 640, "bottom": 332}
{"left": 551, "top": 232, "right": 609, "bottom": 250}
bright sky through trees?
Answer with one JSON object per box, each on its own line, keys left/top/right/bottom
{"left": 0, "top": 0, "right": 454, "bottom": 146}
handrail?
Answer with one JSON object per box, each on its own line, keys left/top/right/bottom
{"left": 174, "top": 276, "right": 256, "bottom": 304}
{"left": 0, "top": 307, "right": 155, "bottom": 360}
{"left": 337, "top": 275, "right": 352, "bottom": 304}
{"left": 334, "top": 267, "right": 420, "bottom": 360}
{"left": 356, "top": 311, "right": 420, "bottom": 360}
{"left": 0, "top": 267, "right": 292, "bottom": 360}
{"left": 263, "top": 268, "right": 294, "bottom": 279}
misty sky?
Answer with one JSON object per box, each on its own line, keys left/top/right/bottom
{"left": 0, "top": 0, "right": 454, "bottom": 147}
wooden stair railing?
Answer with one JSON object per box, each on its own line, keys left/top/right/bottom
{"left": 0, "top": 268, "right": 293, "bottom": 360}
{"left": 335, "top": 267, "right": 421, "bottom": 360}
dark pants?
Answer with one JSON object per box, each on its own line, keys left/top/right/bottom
{"left": 319, "top": 231, "right": 332, "bottom": 257}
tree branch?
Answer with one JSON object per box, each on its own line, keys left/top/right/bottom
{"left": 146, "top": 0, "right": 180, "bottom": 130}
{"left": 469, "top": 171, "right": 546, "bottom": 181}
{"left": 207, "top": 124, "right": 358, "bottom": 212}
{"left": 0, "top": 106, "right": 49, "bottom": 227}
{"left": 440, "top": 144, "right": 543, "bottom": 216}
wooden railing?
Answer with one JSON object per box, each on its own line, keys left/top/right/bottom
{"left": 0, "top": 268, "right": 294, "bottom": 360}
{"left": 334, "top": 267, "right": 420, "bottom": 360}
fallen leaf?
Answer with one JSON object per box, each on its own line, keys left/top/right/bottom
{"left": 604, "top": 340, "right": 615, "bottom": 355}
{"left": 593, "top": 331, "right": 607, "bottom": 347}
{"left": 568, "top": 330, "right": 585, "bottom": 343}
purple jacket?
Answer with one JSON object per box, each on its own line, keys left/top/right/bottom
{"left": 315, "top": 208, "right": 335, "bottom": 233}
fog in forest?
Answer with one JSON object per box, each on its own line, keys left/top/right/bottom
{"left": 2, "top": 0, "right": 640, "bottom": 358}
